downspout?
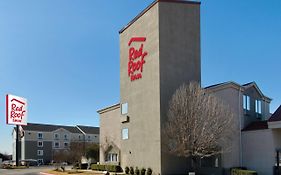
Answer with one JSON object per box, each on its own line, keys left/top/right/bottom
{"left": 238, "top": 87, "right": 243, "bottom": 167}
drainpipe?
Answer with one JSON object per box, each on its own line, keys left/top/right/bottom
{"left": 238, "top": 87, "right": 243, "bottom": 167}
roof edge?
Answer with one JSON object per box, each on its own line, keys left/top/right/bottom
{"left": 97, "top": 103, "right": 120, "bottom": 114}
{"left": 119, "top": 0, "right": 201, "bottom": 34}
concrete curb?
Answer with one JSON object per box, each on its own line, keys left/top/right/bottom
{"left": 40, "top": 172, "right": 55, "bottom": 175}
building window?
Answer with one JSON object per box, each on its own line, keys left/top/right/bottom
{"left": 54, "top": 133, "right": 59, "bottom": 140}
{"left": 87, "top": 135, "right": 91, "bottom": 141}
{"left": 121, "top": 103, "right": 128, "bottom": 115}
{"left": 122, "top": 128, "right": 129, "bottom": 140}
{"left": 64, "top": 142, "right": 69, "bottom": 148}
{"left": 243, "top": 95, "right": 250, "bottom": 111}
{"left": 37, "top": 150, "right": 43, "bottom": 156}
{"left": 54, "top": 142, "right": 60, "bottom": 148}
{"left": 38, "top": 133, "right": 43, "bottom": 139}
{"left": 106, "top": 153, "right": 118, "bottom": 162}
{"left": 64, "top": 134, "right": 68, "bottom": 140}
{"left": 79, "top": 135, "right": 82, "bottom": 140}
{"left": 255, "top": 100, "right": 262, "bottom": 114}
{"left": 38, "top": 141, "right": 43, "bottom": 147}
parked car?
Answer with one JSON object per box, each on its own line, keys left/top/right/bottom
{"left": 20, "top": 159, "right": 38, "bottom": 166}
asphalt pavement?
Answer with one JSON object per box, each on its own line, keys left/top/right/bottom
{"left": 0, "top": 166, "right": 55, "bottom": 175}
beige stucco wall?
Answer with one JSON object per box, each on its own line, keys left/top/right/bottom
{"left": 242, "top": 129, "right": 275, "bottom": 175}
{"left": 211, "top": 87, "right": 242, "bottom": 168}
{"left": 120, "top": 2, "right": 161, "bottom": 173}
{"left": 158, "top": 2, "right": 201, "bottom": 174}
{"left": 99, "top": 106, "right": 121, "bottom": 164}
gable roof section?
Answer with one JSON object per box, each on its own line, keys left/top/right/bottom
{"left": 205, "top": 81, "right": 272, "bottom": 102}
{"left": 22, "top": 123, "right": 82, "bottom": 133}
{"left": 204, "top": 81, "right": 241, "bottom": 92}
{"left": 242, "top": 82, "right": 272, "bottom": 102}
{"left": 242, "top": 121, "right": 268, "bottom": 131}
{"left": 77, "top": 125, "right": 99, "bottom": 135}
{"left": 268, "top": 105, "right": 281, "bottom": 122}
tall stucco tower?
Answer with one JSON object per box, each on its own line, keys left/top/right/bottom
{"left": 119, "top": 0, "right": 201, "bottom": 174}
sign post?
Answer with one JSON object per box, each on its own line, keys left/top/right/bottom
{"left": 6, "top": 94, "right": 28, "bottom": 167}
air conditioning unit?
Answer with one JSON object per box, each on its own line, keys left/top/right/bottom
{"left": 121, "top": 115, "right": 129, "bottom": 123}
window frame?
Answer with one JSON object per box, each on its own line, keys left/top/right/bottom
{"left": 37, "top": 150, "right": 44, "bottom": 156}
{"left": 64, "top": 142, "right": 69, "bottom": 148}
{"left": 106, "top": 153, "right": 118, "bottom": 162}
{"left": 54, "top": 133, "right": 60, "bottom": 140}
{"left": 54, "top": 141, "right": 60, "bottom": 148}
{"left": 64, "top": 134, "right": 68, "bottom": 140}
{"left": 121, "top": 103, "right": 128, "bottom": 115}
{"left": 122, "top": 128, "right": 129, "bottom": 140}
{"left": 38, "top": 132, "right": 43, "bottom": 139}
{"left": 37, "top": 141, "right": 43, "bottom": 147}
{"left": 255, "top": 99, "right": 262, "bottom": 114}
{"left": 243, "top": 95, "right": 250, "bottom": 111}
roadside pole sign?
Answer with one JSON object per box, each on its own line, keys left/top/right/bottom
{"left": 6, "top": 94, "right": 28, "bottom": 126}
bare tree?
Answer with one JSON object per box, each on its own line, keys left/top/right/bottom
{"left": 53, "top": 150, "right": 68, "bottom": 171}
{"left": 163, "top": 82, "right": 235, "bottom": 170}
{"left": 68, "top": 142, "right": 84, "bottom": 164}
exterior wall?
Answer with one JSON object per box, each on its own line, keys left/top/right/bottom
{"left": 99, "top": 105, "right": 121, "bottom": 164}
{"left": 85, "top": 133, "right": 99, "bottom": 143}
{"left": 158, "top": 2, "right": 201, "bottom": 174}
{"left": 52, "top": 128, "right": 71, "bottom": 149}
{"left": 18, "top": 126, "right": 98, "bottom": 164}
{"left": 24, "top": 140, "right": 52, "bottom": 164}
{"left": 242, "top": 129, "right": 275, "bottom": 175}
{"left": 120, "top": 3, "right": 161, "bottom": 174}
{"left": 211, "top": 87, "right": 242, "bottom": 169}
{"left": 243, "top": 86, "right": 271, "bottom": 126}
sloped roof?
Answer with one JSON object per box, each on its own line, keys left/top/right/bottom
{"left": 77, "top": 125, "right": 99, "bottom": 134}
{"left": 204, "top": 81, "right": 240, "bottom": 90}
{"left": 268, "top": 105, "right": 281, "bottom": 122}
{"left": 242, "top": 121, "right": 268, "bottom": 131}
{"left": 22, "top": 123, "right": 82, "bottom": 133}
{"left": 205, "top": 81, "right": 271, "bottom": 102}
{"left": 242, "top": 82, "right": 271, "bottom": 101}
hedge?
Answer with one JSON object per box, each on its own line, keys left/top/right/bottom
{"left": 91, "top": 164, "right": 122, "bottom": 172}
{"left": 231, "top": 168, "right": 257, "bottom": 175}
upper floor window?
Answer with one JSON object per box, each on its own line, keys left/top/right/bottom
{"left": 122, "top": 128, "right": 129, "bottom": 140}
{"left": 79, "top": 135, "right": 82, "bottom": 140}
{"left": 88, "top": 135, "right": 91, "bottom": 141}
{"left": 121, "top": 103, "right": 128, "bottom": 115}
{"left": 38, "top": 141, "right": 43, "bottom": 147}
{"left": 255, "top": 100, "right": 262, "bottom": 114}
{"left": 64, "top": 134, "right": 68, "bottom": 140}
{"left": 243, "top": 95, "right": 250, "bottom": 111}
{"left": 54, "top": 133, "right": 59, "bottom": 140}
{"left": 38, "top": 133, "right": 43, "bottom": 139}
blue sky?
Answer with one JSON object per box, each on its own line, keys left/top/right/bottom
{"left": 1, "top": 0, "right": 280, "bottom": 154}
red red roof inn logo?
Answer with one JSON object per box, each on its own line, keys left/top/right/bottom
{"left": 128, "top": 37, "right": 148, "bottom": 81}
{"left": 6, "top": 94, "right": 28, "bottom": 125}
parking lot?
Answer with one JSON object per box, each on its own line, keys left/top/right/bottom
{"left": 0, "top": 166, "right": 54, "bottom": 175}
